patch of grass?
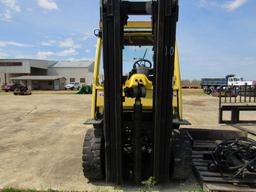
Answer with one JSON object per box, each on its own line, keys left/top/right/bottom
{"left": 139, "top": 177, "right": 156, "bottom": 192}
{"left": 1, "top": 188, "right": 58, "bottom": 192}
{"left": 95, "top": 189, "right": 117, "bottom": 192}
{"left": 191, "top": 189, "right": 204, "bottom": 192}
{"left": 1, "top": 188, "right": 37, "bottom": 192}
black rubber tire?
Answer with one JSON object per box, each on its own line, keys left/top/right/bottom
{"left": 170, "top": 130, "right": 192, "bottom": 180}
{"left": 93, "top": 124, "right": 103, "bottom": 138}
{"left": 82, "top": 128, "right": 104, "bottom": 180}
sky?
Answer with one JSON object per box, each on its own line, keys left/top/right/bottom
{"left": 0, "top": 0, "right": 255, "bottom": 80}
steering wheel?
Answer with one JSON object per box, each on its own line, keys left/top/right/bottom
{"left": 133, "top": 59, "right": 152, "bottom": 69}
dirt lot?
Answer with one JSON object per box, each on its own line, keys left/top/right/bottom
{"left": 0, "top": 90, "right": 255, "bottom": 191}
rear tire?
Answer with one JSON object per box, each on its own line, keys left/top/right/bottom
{"left": 82, "top": 128, "right": 104, "bottom": 180}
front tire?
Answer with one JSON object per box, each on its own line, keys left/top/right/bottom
{"left": 82, "top": 128, "right": 104, "bottom": 180}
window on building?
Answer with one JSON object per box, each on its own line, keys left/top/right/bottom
{"left": 0, "top": 62, "right": 22, "bottom": 67}
{"left": 70, "top": 78, "right": 75, "bottom": 83}
{"left": 80, "top": 78, "right": 86, "bottom": 83}
{"left": 48, "top": 81, "right": 53, "bottom": 85}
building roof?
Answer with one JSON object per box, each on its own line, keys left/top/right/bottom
{"left": 50, "top": 60, "right": 94, "bottom": 68}
{"left": 11, "top": 76, "right": 65, "bottom": 80}
{"left": 0, "top": 59, "right": 57, "bottom": 70}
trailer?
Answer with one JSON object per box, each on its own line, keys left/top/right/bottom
{"left": 201, "top": 78, "right": 227, "bottom": 94}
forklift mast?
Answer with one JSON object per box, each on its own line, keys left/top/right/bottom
{"left": 101, "top": 0, "right": 179, "bottom": 183}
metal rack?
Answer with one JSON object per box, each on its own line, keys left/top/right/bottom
{"left": 219, "top": 85, "right": 256, "bottom": 124}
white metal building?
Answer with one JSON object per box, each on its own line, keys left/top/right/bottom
{"left": 48, "top": 60, "right": 94, "bottom": 85}
{"left": 0, "top": 59, "right": 94, "bottom": 90}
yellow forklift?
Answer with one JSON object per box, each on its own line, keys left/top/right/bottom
{"left": 83, "top": 0, "right": 192, "bottom": 184}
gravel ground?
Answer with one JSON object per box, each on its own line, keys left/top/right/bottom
{"left": 0, "top": 90, "right": 254, "bottom": 191}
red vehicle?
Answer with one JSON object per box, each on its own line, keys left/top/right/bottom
{"left": 2, "top": 83, "right": 22, "bottom": 92}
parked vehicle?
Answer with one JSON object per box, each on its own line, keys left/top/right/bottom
{"left": 2, "top": 83, "right": 22, "bottom": 92}
{"left": 14, "top": 86, "right": 32, "bottom": 95}
{"left": 64, "top": 82, "right": 80, "bottom": 90}
{"left": 201, "top": 75, "right": 254, "bottom": 94}
{"left": 228, "top": 76, "right": 254, "bottom": 86}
